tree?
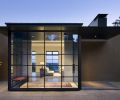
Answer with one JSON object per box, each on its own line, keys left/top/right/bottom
{"left": 112, "top": 17, "right": 120, "bottom": 27}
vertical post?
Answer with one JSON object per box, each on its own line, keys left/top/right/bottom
{"left": 44, "top": 30, "right": 45, "bottom": 88}
{"left": 61, "top": 27, "right": 62, "bottom": 88}
{"left": 27, "top": 32, "right": 28, "bottom": 88}
{"left": 8, "top": 27, "right": 11, "bottom": 90}
{"left": 78, "top": 34, "right": 81, "bottom": 90}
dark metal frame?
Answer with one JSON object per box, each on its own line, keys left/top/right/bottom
{"left": 8, "top": 24, "right": 81, "bottom": 91}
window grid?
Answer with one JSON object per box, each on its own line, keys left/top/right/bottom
{"left": 10, "top": 31, "right": 79, "bottom": 90}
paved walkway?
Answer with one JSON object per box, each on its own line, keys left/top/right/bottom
{"left": 0, "top": 81, "right": 120, "bottom": 100}
{"left": 82, "top": 81, "right": 120, "bottom": 90}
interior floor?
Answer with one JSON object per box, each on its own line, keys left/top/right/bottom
{"left": 17, "top": 72, "right": 78, "bottom": 88}
{"left": 21, "top": 82, "right": 77, "bottom": 88}
{"left": 20, "top": 77, "right": 77, "bottom": 88}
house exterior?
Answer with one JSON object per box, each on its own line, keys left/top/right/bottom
{"left": 0, "top": 14, "right": 120, "bottom": 91}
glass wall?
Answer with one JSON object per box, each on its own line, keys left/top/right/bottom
{"left": 10, "top": 29, "right": 80, "bottom": 90}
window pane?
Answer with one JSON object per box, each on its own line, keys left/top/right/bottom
{"left": 53, "top": 60, "right": 58, "bottom": 63}
{"left": 32, "top": 56, "right": 36, "bottom": 60}
{"left": 46, "top": 60, "right": 52, "bottom": 63}
{"left": 53, "top": 52, "right": 58, "bottom": 54}
{"left": 53, "top": 55, "right": 58, "bottom": 59}
{"left": 32, "top": 59, "right": 36, "bottom": 63}
{"left": 32, "top": 51, "right": 36, "bottom": 54}
{"left": 46, "top": 52, "right": 52, "bottom": 54}
{"left": 63, "top": 55, "right": 73, "bottom": 65}
{"left": 46, "top": 55, "right": 52, "bottom": 59}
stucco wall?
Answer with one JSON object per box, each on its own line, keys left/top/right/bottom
{"left": 0, "top": 32, "right": 8, "bottom": 81}
{"left": 81, "top": 35, "right": 120, "bottom": 81}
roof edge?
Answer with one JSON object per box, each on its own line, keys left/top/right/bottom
{"left": 5, "top": 23, "right": 83, "bottom": 26}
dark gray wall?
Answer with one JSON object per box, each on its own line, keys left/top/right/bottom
{"left": 89, "top": 18, "right": 107, "bottom": 27}
{"left": 98, "top": 18, "right": 107, "bottom": 27}
{"left": 81, "top": 35, "right": 120, "bottom": 81}
{"left": 0, "top": 28, "right": 8, "bottom": 81}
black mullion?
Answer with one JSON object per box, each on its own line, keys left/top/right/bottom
{"left": 44, "top": 31, "right": 45, "bottom": 88}
{"left": 77, "top": 33, "right": 79, "bottom": 87}
{"left": 21, "top": 36, "right": 23, "bottom": 76}
{"left": 11, "top": 64, "right": 78, "bottom": 66}
{"left": 61, "top": 30, "right": 62, "bottom": 88}
{"left": 8, "top": 29, "right": 12, "bottom": 90}
{"left": 27, "top": 32, "right": 29, "bottom": 88}
{"left": 28, "top": 76, "right": 77, "bottom": 77}
{"left": 11, "top": 64, "right": 78, "bottom": 67}
{"left": 15, "top": 54, "right": 17, "bottom": 67}
{"left": 78, "top": 34, "right": 81, "bottom": 90}
{"left": 11, "top": 54, "right": 78, "bottom": 55}
{"left": 72, "top": 33, "right": 75, "bottom": 82}
{"left": 11, "top": 30, "right": 79, "bottom": 33}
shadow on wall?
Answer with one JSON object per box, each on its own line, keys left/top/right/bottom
{"left": 81, "top": 35, "right": 120, "bottom": 81}
{"left": 81, "top": 41, "right": 106, "bottom": 81}
{"left": 0, "top": 33, "right": 8, "bottom": 81}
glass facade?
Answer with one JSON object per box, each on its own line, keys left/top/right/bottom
{"left": 9, "top": 24, "right": 80, "bottom": 91}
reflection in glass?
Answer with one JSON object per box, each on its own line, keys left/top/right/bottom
{"left": 45, "top": 32, "right": 61, "bottom": 41}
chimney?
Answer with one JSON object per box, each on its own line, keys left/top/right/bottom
{"left": 89, "top": 14, "right": 108, "bottom": 27}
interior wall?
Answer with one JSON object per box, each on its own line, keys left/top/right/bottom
{"left": 12, "top": 34, "right": 31, "bottom": 77}
{"left": 64, "top": 40, "right": 73, "bottom": 79}
{"left": 32, "top": 42, "right": 64, "bottom": 73}
{"left": 81, "top": 35, "right": 120, "bottom": 81}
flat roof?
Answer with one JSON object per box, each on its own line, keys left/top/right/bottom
{"left": 6, "top": 23, "right": 83, "bottom": 26}
{"left": 3, "top": 23, "right": 120, "bottom": 40}
{"left": 6, "top": 23, "right": 83, "bottom": 32}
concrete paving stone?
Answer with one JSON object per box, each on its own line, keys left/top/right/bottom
{"left": 0, "top": 81, "right": 120, "bottom": 100}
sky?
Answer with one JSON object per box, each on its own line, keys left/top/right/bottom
{"left": 0, "top": 0, "right": 120, "bottom": 26}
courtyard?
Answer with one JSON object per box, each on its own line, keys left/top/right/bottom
{"left": 0, "top": 81, "right": 120, "bottom": 100}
